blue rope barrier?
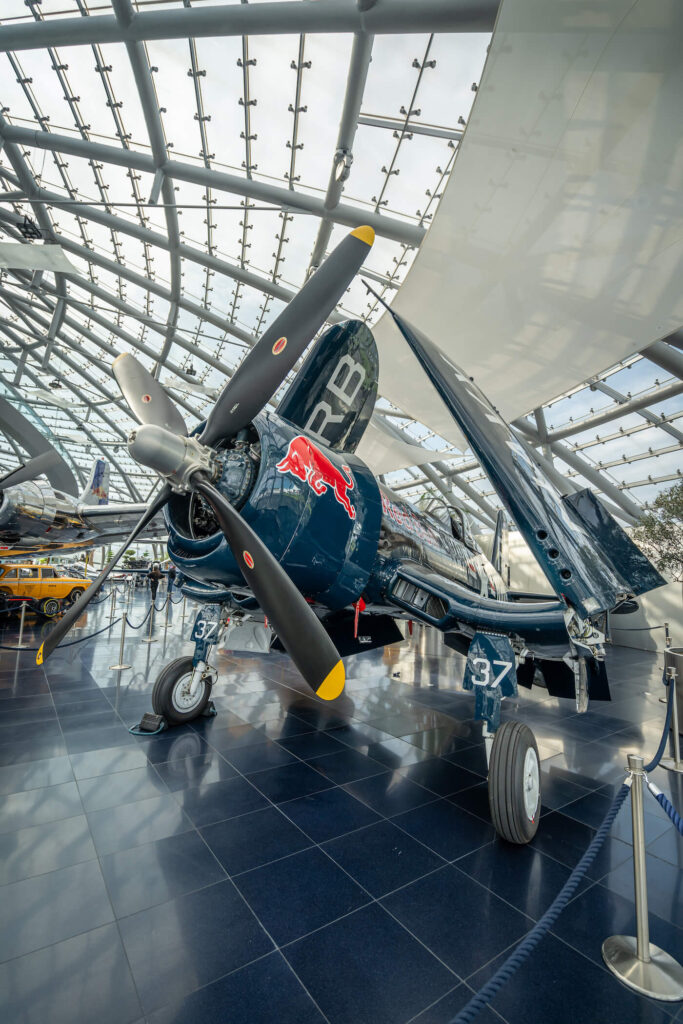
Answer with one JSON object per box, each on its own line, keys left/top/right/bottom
{"left": 0, "top": 616, "right": 123, "bottom": 651}
{"left": 450, "top": 674, "right": 674, "bottom": 1024}
{"left": 647, "top": 781, "right": 683, "bottom": 837}
{"left": 125, "top": 605, "right": 153, "bottom": 630}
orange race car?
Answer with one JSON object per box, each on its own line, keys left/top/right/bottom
{"left": 0, "top": 563, "right": 92, "bottom": 617}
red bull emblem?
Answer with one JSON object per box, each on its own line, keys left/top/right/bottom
{"left": 276, "top": 435, "right": 356, "bottom": 520}
{"left": 243, "top": 551, "right": 254, "bottom": 569}
{"left": 272, "top": 337, "right": 287, "bottom": 356}
{"left": 142, "top": 394, "right": 151, "bottom": 404}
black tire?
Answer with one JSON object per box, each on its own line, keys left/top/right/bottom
{"left": 152, "top": 656, "right": 211, "bottom": 725}
{"left": 0, "top": 587, "right": 11, "bottom": 596}
{"left": 488, "top": 720, "right": 541, "bottom": 844}
{"left": 39, "top": 597, "right": 61, "bottom": 618}
{"left": 69, "top": 587, "right": 85, "bottom": 604}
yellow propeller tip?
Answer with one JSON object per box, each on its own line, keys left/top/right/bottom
{"left": 36, "top": 644, "right": 44, "bottom": 666}
{"left": 350, "top": 225, "right": 375, "bottom": 247}
{"left": 316, "top": 660, "right": 345, "bottom": 702}
{"left": 112, "top": 353, "right": 129, "bottom": 366}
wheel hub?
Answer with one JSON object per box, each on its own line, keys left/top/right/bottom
{"left": 171, "top": 672, "right": 205, "bottom": 713}
{"left": 523, "top": 746, "right": 540, "bottom": 821}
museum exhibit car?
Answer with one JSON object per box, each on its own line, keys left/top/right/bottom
{"left": 0, "top": 561, "right": 91, "bottom": 616}
{"left": 35, "top": 225, "right": 665, "bottom": 845}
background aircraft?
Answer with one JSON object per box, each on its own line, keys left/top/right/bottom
{"left": 0, "top": 454, "right": 167, "bottom": 557}
{"left": 35, "top": 225, "right": 665, "bottom": 844}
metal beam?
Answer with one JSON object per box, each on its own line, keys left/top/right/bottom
{"left": 515, "top": 379, "right": 683, "bottom": 444}
{"left": 309, "top": 32, "right": 375, "bottom": 271}
{"left": 0, "top": 124, "right": 424, "bottom": 247}
{"left": 358, "top": 114, "right": 464, "bottom": 141}
{"left": 0, "top": 1, "right": 500, "bottom": 52}
{"left": 644, "top": 339, "right": 683, "bottom": 380}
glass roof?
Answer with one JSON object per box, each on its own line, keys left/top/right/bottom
{"left": 0, "top": 2, "right": 680, "bottom": 523}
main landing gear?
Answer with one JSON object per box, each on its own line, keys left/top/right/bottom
{"left": 151, "top": 656, "right": 216, "bottom": 725}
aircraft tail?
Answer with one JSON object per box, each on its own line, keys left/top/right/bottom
{"left": 277, "top": 319, "right": 378, "bottom": 454}
{"left": 79, "top": 459, "right": 109, "bottom": 505}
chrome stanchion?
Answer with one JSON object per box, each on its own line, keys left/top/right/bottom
{"left": 602, "top": 754, "right": 683, "bottom": 999}
{"left": 661, "top": 647, "right": 683, "bottom": 774}
{"left": 181, "top": 596, "right": 187, "bottom": 626}
{"left": 109, "top": 610, "right": 131, "bottom": 671}
{"left": 109, "top": 587, "right": 116, "bottom": 626}
{"left": 164, "top": 593, "right": 170, "bottom": 633}
{"left": 141, "top": 602, "right": 156, "bottom": 644}
{"left": 12, "top": 601, "right": 29, "bottom": 650}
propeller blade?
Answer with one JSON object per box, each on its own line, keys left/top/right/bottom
{"left": 0, "top": 449, "right": 62, "bottom": 489}
{"left": 200, "top": 225, "right": 375, "bottom": 447}
{"left": 113, "top": 353, "right": 187, "bottom": 436}
{"left": 193, "top": 475, "right": 345, "bottom": 700}
{"left": 36, "top": 483, "right": 172, "bottom": 665}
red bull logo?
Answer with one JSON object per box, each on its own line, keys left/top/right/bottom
{"left": 276, "top": 435, "right": 356, "bottom": 520}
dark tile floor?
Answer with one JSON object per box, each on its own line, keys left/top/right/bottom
{"left": 0, "top": 588, "right": 681, "bottom": 1024}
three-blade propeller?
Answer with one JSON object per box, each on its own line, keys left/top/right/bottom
{"left": 36, "top": 225, "right": 375, "bottom": 702}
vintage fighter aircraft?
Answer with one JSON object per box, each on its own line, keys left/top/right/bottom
{"left": 36, "top": 224, "right": 665, "bottom": 844}
{"left": 0, "top": 454, "right": 167, "bottom": 557}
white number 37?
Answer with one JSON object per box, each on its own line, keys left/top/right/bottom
{"left": 470, "top": 658, "right": 513, "bottom": 688}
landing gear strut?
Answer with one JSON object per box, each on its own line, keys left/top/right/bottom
{"left": 487, "top": 720, "right": 541, "bottom": 844}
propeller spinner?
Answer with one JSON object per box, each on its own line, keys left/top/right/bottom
{"left": 37, "top": 225, "right": 375, "bottom": 701}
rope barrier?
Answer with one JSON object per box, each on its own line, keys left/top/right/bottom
{"left": 125, "top": 605, "right": 153, "bottom": 630}
{"left": 646, "top": 780, "right": 683, "bottom": 837}
{"left": 450, "top": 674, "right": 674, "bottom": 1024}
{"left": 0, "top": 616, "right": 123, "bottom": 651}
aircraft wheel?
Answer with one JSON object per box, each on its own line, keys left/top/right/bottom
{"left": 152, "top": 656, "right": 211, "bottom": 725}
{"left": 39, "top": 597, "right": 61, "bottom": 618}
{"left": 488, "top": 720, "right": 541, "bottom": 844}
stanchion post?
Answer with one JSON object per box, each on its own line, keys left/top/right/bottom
{"left": 181, "top": 596, "right": 187, "bottom": 626}
{"left": 602, "top": 754, "right": 683, "bottom": 999}
{"left": 661, "top": 647, "right": 683, "bottom": 774}
{"left": 109, "top": 587, "right": 116, "bottom": 625}
{"left": 109, "top": 610, "right": 131, "bottom": 671}
{"left": 13, "top": 600, "right": 29, "bottom": 650}
{"left": 164, "top": 593, "right": 170, "bottom": 632}
{"left": 141, "top": 602, "right": 157, "bottom": 644}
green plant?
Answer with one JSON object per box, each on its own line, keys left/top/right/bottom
{"left": 634, "top": 482, "right": 683, "bottom": 582}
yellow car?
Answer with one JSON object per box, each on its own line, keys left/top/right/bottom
{"left": 0, "top": 563, "right": 91, "bottom": 617}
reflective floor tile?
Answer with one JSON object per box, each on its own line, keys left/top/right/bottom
{"left": 279, "top": 786, "right": 380, "bottom": 842}
{"left": 530, "top": 810, "right": 634, "bottom": 880}
{"left": 283, "top": 902, "right": 456, "bottom": 1024}
{"left": 147, "top": 951, "right": 326, "bottom": 1024}
{"left": 384, "top": 865, "right": 532, "bottom": 977}
{"left": 392, "top": 799, "right": 495, "bottom": 861}
{"left": 100, "top": 830, "right": 227, "bottom": 918}
{"left": 203, "top": 722, "right": 279, "bottom": 752}
{"left": 469, "top": 932, "right": 672, "bottom": 1024}
{"left": 323, "top": 820, "right": 444, "bottom": 898}
{"left": 0, "top": 923, "right": 142, "bottom": 1024}
{"left": 443, "top": 744, "right": 490, "bottom": 777}
{"left": 51, "top": 687, "right": 109, "bottom": 709}
{"left": 600, "top": 852, "right": 683, "bottom": 927}
{"left": 119, "top": 879, "right": 273, "bottom": 1013}
{"left": 154, "top": 751, "right": 237, "bottom": 791}
{"left": 552, "top": 882, "right": 683, "bottom": 967}
{"left": 135, "top": 731, "right": 211, "bottom": 764}
{"left": 222, "top": 738, "right": 297, "bottom": 774}
{"left": 456, "top": 840, "right": 590, "bottom": 920}
{"left": 77, "top": 765, "right": 168, "bottom": 812}
{"left": 277, "top": 729, "right": 347, "bottom": 760}
{"left": 69, "top": 744, "right": 149, "bottom": 780}
{"left": 0, "top": 859, "right": 114, "bottom": 962}
{"left": 64, "top": 724, "right": 136, "bottom": 755}
{"left": 174, "top": 776, "right": 269, "bottom": 827}
{"left": 409, "top": 982, "right": 501, "bottom": 1024}
{"left": 0, "top": 779, "right": 82, "bottom": 833}
{"left": 87, "top": 793, "right": 193, "bottom": 856}
{"left": 305, "top": 747, "right": 387, "bottom": 785}
{"left": 234, "top": 846, "right": 370, "bottom": 945}
{"left": 400, "top": 757, "right": 484, "bottom": 797}
{"left": 0, "top": 733, "right": 67, "bottom": 766}
{"left": 647, "top": 826, "right": 683, "bottom": 868}
{"left": 0, "top": 813, "right": 96, "bottom": 885}
{"left": 342, "top": 770, "right": 436, "bottom": 816}
{"left": 201, "top": 805, "right": 312, "bottom": 876}
{"left": 561, "top": 788, "right": 671, "bottom": 846}
{"left": 248, "top": 761, "right": 332, "bottom": 804}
